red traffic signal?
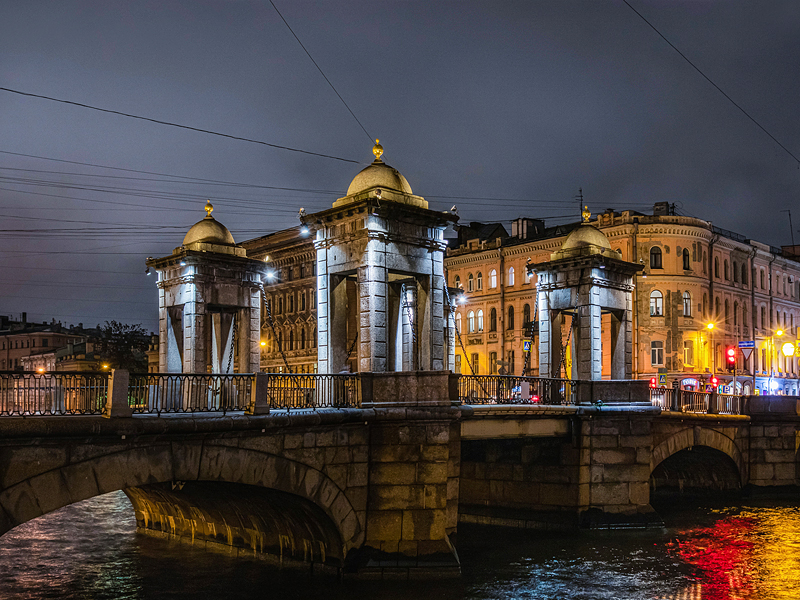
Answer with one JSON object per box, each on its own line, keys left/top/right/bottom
{"left": 650, "top": 377, "right": 657, "bottom": 389}
{"left": 710, "top": 375, "right": 719, "bottom": 387}
{"left": 726, "top": 347, "right": 736, "bottom": 365}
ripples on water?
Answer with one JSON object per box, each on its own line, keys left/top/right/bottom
{"left": 1, "top": 492, "right": 799, "bottom": 599}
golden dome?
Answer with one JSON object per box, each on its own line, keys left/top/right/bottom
{"left": 560, "top": 223, "right": 612, "bottom": 252}
{"left": 346, "top": 160, "right": 413, "bottom": 196}
{"left": 183, "top": 201, "right": 235, "bottom": 246}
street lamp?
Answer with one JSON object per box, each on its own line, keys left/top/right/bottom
{"left": 706, "top": 322, "right": 715, "bottom": 375}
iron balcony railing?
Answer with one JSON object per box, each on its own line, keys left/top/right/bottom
{"left": 650, "top": 388, "right": 743, "bottom": 415}
{"left": 458, "top": 374, "right": 578, "bottom": 405}
{"left": 265, "top": 373, "right": 361, "bottom": 410}
{"left": 0, "top": 371, "right": 109, "bottom": 416}
{"left": 128, "top": 373, "right": 254, "bottom": 414}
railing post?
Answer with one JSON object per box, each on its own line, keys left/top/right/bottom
{"left": 708, "top": 390, "right": 719, "bottom": 414}
{"left": 246, "top": 373, "right": 270, "bottom": 415}
{"left": 104, "top": 369, "right": 132, "bottom": 418}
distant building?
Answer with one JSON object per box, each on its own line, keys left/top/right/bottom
{"left": 0, "top": 314, "right": 97, "bottom": 372}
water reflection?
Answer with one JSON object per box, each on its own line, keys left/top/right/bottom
{"left": 1, "top": 493, "right": 799, "bottom": 599}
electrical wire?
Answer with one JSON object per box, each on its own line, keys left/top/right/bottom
{"left": 621, "top": 0, "right": 800, "bottom": 166}
{"left": 268, "top": 0, "right": 372, "bottom": 142}
{"left": 0, "top": 87, "right": 361, "bottom": 164}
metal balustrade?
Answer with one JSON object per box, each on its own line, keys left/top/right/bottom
{"left": 650, "top": 388, "right": 743, "bottom": 415}
{"left": 458, "top": 374, "right": 578, "bottom": 405}
{"left": 265, "top": 373, "right": 361, "bottom": 409}
{"left": 128, "top": 373, "right": 254, "bottom": 414}
{"left": 0, "top": 371, "right": 109, "bottom": 416}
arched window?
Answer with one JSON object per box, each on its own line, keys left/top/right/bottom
{"left": 278, "top": 296, "right": 284, "bottom": 314}
{"left": 761, "top": 269, "right": 765, "bottom": 289}
{"left": 724, "top": 260, "right": 729, "bottom": 280}
{"left": 454, "top": 275, "right": 461, "bottom": 289}
{"left": 477, "top": 310, "right": 484, "bottom": 331}
{"left": 456, "top": 313, "right": 462, "bottom": 333}
{"left": 489, "top": 308, "right": 497, "bottom": 331}
{"left": 467, "top": 311, "right": 475, "bottom": 333}
{"left": 508, "top": 267, "right": 515, "bottom": 286}
{"left": 742, "top": 306, "right": 748, "bottom": 330}
{"left": 761, "top": 306, "right": 766, "bottom": 329}
{"left": 288, "top": 294, "right": 294, "bottom": 313}
{"left": 650, "top": 290, "right": 663, "bottom": 316}
{"left": 784, "top": 275, "right": 787, "bottom": 295}
{"left": 733, "top": 261, "right": 738, "bottom": 283}
{"left": 468, "top": 273, "right": 474, "bottom": 292}
{"left": 301, "top": 291, "right": 307, "bottom": 311}
{"left": 742, "top": 264, "right": 748, "bottom": 286}
{"left": 682, "top": 291, "right": 692, "bottom": 317}
{"left": 489, "top": 269, "right": 497, "bottom": 288}
{"left": 715, "top": 297, "right": 721, "bottom": 318}
{"left": 733, "top": 301, "right": 738, "bottom": 326}
{"left": 476, "top": 272, "right": 483, "bottom": 291}
{"left": 650, "top": 247, "right": 662, "bottom": 269}
{"left": 714, "top": 257, "right": 720, "bottom": 278}
{"left": 724, "top": 299, "right": 730, "bottom": 324}
{"left": 682, "top": 249, "right": 690, "bottom": 270}
{"left": 702, "top": 294, "right": 708, "bottom": 318}
{"left": 508, "top": 305, "right": 515, "bottom": 330}
{"left": 523, "top": 303, "right": 531, "bottom": 325}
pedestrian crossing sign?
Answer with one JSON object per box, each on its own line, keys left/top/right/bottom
{"left": 523, "top": 339, "right": 531, "bottom": 352}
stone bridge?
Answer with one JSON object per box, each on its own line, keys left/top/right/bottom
{"left": 1, "top": 372, "right": 798, "bottom": 579}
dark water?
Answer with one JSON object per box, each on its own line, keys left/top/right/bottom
{"left": 1, "top": 492, "right": 800, "bottom": 600}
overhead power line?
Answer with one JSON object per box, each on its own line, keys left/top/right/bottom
{"left": 0, "top": 87, "right": 361, "bottom": 164}
{"left": 621, "top": 0, "right": 800, "bottom": 166}
{"left": 269, "top": 0, "right": 373, "bottom": 143}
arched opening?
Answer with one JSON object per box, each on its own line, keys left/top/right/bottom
{"left": 651, "top": 446, "right": 741, "bottom": 502}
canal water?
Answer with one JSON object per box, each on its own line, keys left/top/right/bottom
{"left": 1, "top": 492, "right": 799, "bottom": 599}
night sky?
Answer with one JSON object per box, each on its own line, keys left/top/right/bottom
{"left": 1, "top": 1, "right": 798, "bottom": 333}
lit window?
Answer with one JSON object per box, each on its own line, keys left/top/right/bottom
{"left": 489, "top": 270, "right": 497, "bottom": 289}
{"left": 682, "top": 249, "right": 690, "bottom": 270}
{"left": 476, "top": 272, "right": 483, "bottom": 291}
{"left": 456, "top": 313, "right": 462, "bottom": 333}
{"left": 683, "top": 340, "right": 694, "bottom": 366}
{"left": 507, "top": 267, "right": 514, "bottom": 286}
{"left": 650, "top": 290, "right": 663, "bottom": 316}
{"left": 477, "top": 310, "right": 484, "bottom": 331}
{"left": 468, "top": 273, "right": 474, "bottom": 292}
{"left": 682, "top": 291, "right": 692, "bottom": 317}
{"left": 467, "top": 311, "right": 475, "bottom": 333}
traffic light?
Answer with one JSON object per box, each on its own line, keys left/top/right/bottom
{"left": 726, "top": 346, "right": 736, "bottom": 372}
{"left": 649, "top": 377, "right": 657, "bottom": 389}
{"left": 710, "top": 375, "right": 719, "bottom": 387}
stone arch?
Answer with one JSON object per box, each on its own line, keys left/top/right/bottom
{"left": 0, "top": 443, "right": 363, "bottom": 553}
{"left": 651, "top": 426, "right": 746, "bottom": 484}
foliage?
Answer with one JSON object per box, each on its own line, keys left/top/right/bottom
{"left": 96, "top": 321, "right": 150, "bottom": 372}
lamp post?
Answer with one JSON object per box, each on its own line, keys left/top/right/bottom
{"left": 706, "top": 322, "right": 715, "bottom": 378}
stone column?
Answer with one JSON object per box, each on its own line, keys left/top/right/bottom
{"left": 538, "top": 287, "right": 552, "bottom": 378}
{"left": 359, "top": 263, "right": 388, "bottom": 372}
{"left": 316, "top": 245, "right": 330, "bottom": 374}
{"left": 575, "top": 285, "right": 602, "bottom": 380}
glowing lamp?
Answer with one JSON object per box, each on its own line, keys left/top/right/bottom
{"left": 260, "top": 341, "right": 267, "bottom": 347}
{"left": 706, "top": 323, "right": 715, "bottom": 330}
{"left": 782, "top": 342, "right": 795, "bottom": 357}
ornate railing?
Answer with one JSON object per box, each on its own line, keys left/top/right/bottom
{"left": 128, "top": 373, "right": 254, "bottom": 414}
{"left": 265, "top": 373, "right": 361, "bottom": 409}
{"left": 650, "top": 388, "right": 742, "bottom": 415}
{"left": 0, "top": 371, "right": 109, "bottom": 416}
{"left": 458, "top": 375, "right": 578, "bottom": 405}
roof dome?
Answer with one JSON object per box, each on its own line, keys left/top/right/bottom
{"left": 346, "top": 140, "right": 413, "bottom": 196}
{"left": 183, "top": 201, "right": 235, "bottom": 246}
{"left": 560, "top": 223, "right": 612, "bottom": 252}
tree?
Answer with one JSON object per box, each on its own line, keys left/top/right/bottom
{"left": 96, "top": 321, "right": 150, "bottom": 372}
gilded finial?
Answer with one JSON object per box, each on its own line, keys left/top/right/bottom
{"left": 373, "top": 139, "right": 384, "bottom": 162}
{"left": 205, "top": 200, "right": 214, "bottom": 217}
{"left": 582, "top": 205, "right": 591, "bottom": 223}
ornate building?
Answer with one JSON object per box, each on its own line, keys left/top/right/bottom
{"left": 445, "top": 203, "right": 800, "bottom": 395}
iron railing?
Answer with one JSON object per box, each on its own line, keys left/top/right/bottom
{"left": 0, "top": 371, "right": 109, "bottom": 416}
{"left": 458, "top": 374, "right": 577, "bottom": 405}
{"left": 650, "top": 388, "right": 743, "bottom": 415}
{"left": 128, "top": 373, "right": 253, "bottom": 414}
{"left": 265, "top": 373, "right": 361, "bottom": 409}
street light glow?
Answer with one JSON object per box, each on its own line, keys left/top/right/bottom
{"left": 782, "top": 342, "right": 795, "bottom": 357}
{"left": 706, "top": 322, "right": 715, "bottom": 330}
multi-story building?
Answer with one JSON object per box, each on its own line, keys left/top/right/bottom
{"left": 0, "top": 315, "right": 94, "bottom": 372}
{"left": 444, "top": 203, "right": 800, "bottom": 395}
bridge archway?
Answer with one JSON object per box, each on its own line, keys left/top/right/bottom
{"left": 650, "top": 427, "right": 746, "bottom": 494}
{"left": 0, "top": 444, "right": 363, "bottom": 567}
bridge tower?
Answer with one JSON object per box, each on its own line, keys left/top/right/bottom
{"left": 311, "top": 141, "right": 457, "bottom": 373}
{"left": 531, "top": 207, "right": 642, "bottom": 380}
{"left": 146, "top": 202, "right": 269, "bottom": 373}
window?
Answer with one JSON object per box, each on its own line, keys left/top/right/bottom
{"left": 742, "top": 264, "right": 748, "bottom": 286}
{"left": 715, "top": 297, "right": 721, "bottom": 319}
{"left": 42, "top": 339, "right": 48, "bottom": 347}
{"left": 489, "top": 308, "right": 497, "bottom": 331}
{"left": 508, "top": 305, "right": 515, "bottom": 330}
{"left": 733, "top": 261, "right": 739, "bottom": 283}
{"left": 683, "top": 249, "right": 690, "bottom": 270}
{"left": 761, "top": 306, "right": 766, "bottom": 329}
{"left": 489, "top": 270, "right": 497, "bottom": 288}
{"left": 277, "top": 296, "right": 284, "bottom": 314}
{"left": 724, "top": 299, "right": 730, "bottom": 324}
{"left": 289, "top": 331, "right": 294, "bottom": 351}
{"left": 761, "top": 269, "right": 765, "bottom": 289}
{"left": 703, "top": 294, "right": 708, "bottom": 318}
{"left": 682, "top": 291, "right": 692, "bottom": 317}
{"left": 454, "top": 275, "right": 461, "bottom": 289}
{"left": 523, "top": 303, "right": 531, "bottom": 326}
{"left": 650, "top": 290, "right": 663, "bottom": 316}
{"left": 508, "top": 267, "right": 515, "bottom": 286}
{"left": 288, "top": 294, "right": 294, "bottom": 313}
{"left": 476, "top": 272, "right": 483, "bottom": 291}
{"left": 456, "top": 313, "right": 462, "bottom": 333}
{"left": 683, "top": 340, "right": 694, "bottom": 366}
{"left": 724, "top": 260, "right": 729, "bottom": 280}
{"left": 490, "top": 352, "right": 498, "bottom": 374}
{"left": 300, "top": 292, "right": 306, "bottom": 311}
{"left": 477, "top": 310, "right": 484, "bottom": 331}
{"left": 467, "top": 311, "right": 475, "bottom": 333}
{"left": 743, "top": 306, "right": 748, "bottom": 330}
{"left": 508, "top": 350, "right": 515, "bottom": 374}
{"left": 651, "top": 341, "right": 664, "bottom": 366}
{"left": 733, "top": 301, "right": 738, "bottom": 326}
{"left": 301, "top": 329, "right": 306, "bottom": 350}
{"left": 471, "top": 353, "right": 479, "bottom": 375}
{"left": 650, "top": 247, "right": 662, "bottom": 269}
{"left": 455, "top": 354, "right": 461, "bottom": 374}
{"left": 714, "top": 257, "right": 719, "bottom": 278}
{"left": 468, "top": 273, "right": 474, "bottom": 292}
